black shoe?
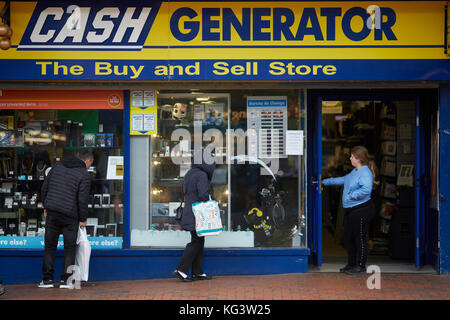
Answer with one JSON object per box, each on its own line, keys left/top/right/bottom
{"left": 38, "top": 280, "right": 54, "bottom": 288}
{"left": 339, "top": 265, "right": 354, "bottom": 273}
{"left": 345, "top": 266, "right": 366, "bottom": 275}
{"left": 173, "top": 270, "right": 192, "bottom": 282}
{"left": 191, "top": 274, "right": 212, "bottom": 281}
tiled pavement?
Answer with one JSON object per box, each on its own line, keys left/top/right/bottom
{"left": 1, "top": 272, "right": 449, "bottom": 300}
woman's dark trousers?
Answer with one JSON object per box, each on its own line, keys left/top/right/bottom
{"left": 42, "top": 211, "right": 79, "bottom": 282}
{"left": 343, "top": 200, "right": 375, "bottom": 268}
{"left": 177, "top": 231, "right": 205, "bottom": 275}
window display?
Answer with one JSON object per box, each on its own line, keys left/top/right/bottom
{"left": 131, "top": 93, "right": 233, "bottom": 247}
{"left": 0, "top": 106, "right": 124, "bottom": 249}
{"left": 130, "top": 89, "right": 307, "bottom": 249}
{"left": 230, "top": 90, "right": 304, "bottom": 248}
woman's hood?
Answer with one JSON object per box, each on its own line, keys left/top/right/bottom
{"left": 192, "top": 150, "right": 216, "bottom": 180}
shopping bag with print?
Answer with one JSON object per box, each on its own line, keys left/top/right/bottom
{"left": 192, "top": 196, "right": 223, "bottom": 236}
{"left": 75, "top": 226, "right": 91, "bottom": 282}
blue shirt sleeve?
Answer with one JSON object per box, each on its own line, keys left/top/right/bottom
{"left": 323, "top": 176, "right": 345, "bottom": 186}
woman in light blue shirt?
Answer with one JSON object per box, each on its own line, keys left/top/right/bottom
{"left": 323, "top": 146, "right": 377, "bottom": 274}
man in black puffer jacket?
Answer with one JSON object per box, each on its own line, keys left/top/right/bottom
{"left": 38, "top": 150, "right": 93, "bottom": 289}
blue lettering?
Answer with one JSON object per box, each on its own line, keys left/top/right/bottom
{"left": 320, "top": 8, "right": 342, "bottom": 41}
{"left": 170, "top": 7, "right": 199, "bottom": 42}
{"left": 167, "top": 6, "right": 397, "bottom": 43}
{"left": 253, "top": 8, "right": 271, "bottom": 41}
{"left": 375, "top": 7, "right": 397, "bottom": 40}
{"left": 202, "top": 8, "right": 220, "bottom": 41}
{"left": 295, "top": 8, "right": 324, "bottom": 41}
{"left": 342, "top": 7, "right": 371, "bottom": 41}
{"left": 222, "top": 8, "right": 250, "bottom": 41}
{"left": 273, "top": 8, "right": 295, "bottom": 41}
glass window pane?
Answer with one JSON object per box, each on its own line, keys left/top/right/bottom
{"left": 229, "top": 90, "right": 305, "bottom": 248}
{"left": 0, "top": 108, "right": 124, "bottom": 248}
{"left": 130, "top": 89, "right": 307, "bottom": 249}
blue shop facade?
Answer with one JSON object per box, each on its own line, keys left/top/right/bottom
{"left": 0, "top": 0, "right": 449, "bottom": 284}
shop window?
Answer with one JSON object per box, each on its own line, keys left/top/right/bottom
{"left": 131, "top": 93, "right": 231, "bottom": 247}
{"left": 130, "top": 90, "right": 307, "bottom": 249}
{"left": 0, "top": 92, "right": 124, "bottom": 249}
{"left": 229, "top": 90, "right": 305, "bottom": 248}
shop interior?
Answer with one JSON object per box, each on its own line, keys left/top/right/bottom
{"left": 320, "top": 100, "right": 418, "bottom": 269}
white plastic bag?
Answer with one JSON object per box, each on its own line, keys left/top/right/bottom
{"left": 192, "top": 196, "right": 223, "bottom": 237}
{"left": 75, "top": 226, "right": 91, "bottom": 282}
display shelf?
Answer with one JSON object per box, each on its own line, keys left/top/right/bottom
{"left": 0, "top": 212, "right": 18, "bottom": 219}
{"left": 0, "top": 113, "right": 125, "bottom": 239}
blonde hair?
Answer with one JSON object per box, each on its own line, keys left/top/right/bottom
{"left": 351, "top": 145, "right": 379, "bottom": 188}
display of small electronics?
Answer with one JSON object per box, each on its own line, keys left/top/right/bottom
{"left": 88, "top": 195, "right": 94, "bottom": 208}
{"left": 83, "top": 133, "right": 96, "bottom": 147}
{"left": 117, "top": 223, "right": 124, "bottom": 236}
{"left": 7, "top": 220, "right": 17, "bottom": 235}
{"left": 4, "top": 197, "right": 13, "bottom": 208}
{"left": 93, "top": 194, "right": 102, "bottom": 208}
{"left": 1, "top": 182, "right": 13, "bottom": 193}
{"left": 106, "top": 223, "right": 117, "bottom": 237}
{"left": 96, "top": 133, "right": 113, "bottom": 148}
{"left": 86, "top": 225, "right": 96, "bottom": 237}
{"left": 102, "top": 194, "right": 110, "bottom": 208}
{"left": 96, "top": 225, "right": 106, "bottom": 237}
{"left": 27, "top": 219, "right": 37, "bottom": 232}
{"left": 152, "top": 203, "right": 170, "bottom": 217}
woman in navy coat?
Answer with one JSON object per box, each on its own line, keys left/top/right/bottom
{"left": 173, "top": 150, "right": 215, "bottom": 281}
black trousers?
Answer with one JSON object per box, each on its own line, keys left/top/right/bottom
{"left": 42, "top": 211, "right": 79, "bottom": 281}
{"left": 177, "top": 231, "right": 205, "bottom": 275}
{"left": 343, "top": 200, "right": 375, "bottom": 268}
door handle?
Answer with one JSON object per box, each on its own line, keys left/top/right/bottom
{"left": 311, "top": 177, "right": 322, "bottom": 193}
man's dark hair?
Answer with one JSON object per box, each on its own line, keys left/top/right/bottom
{"left": 77, "top": 150, "right": 94, "bottom": 162}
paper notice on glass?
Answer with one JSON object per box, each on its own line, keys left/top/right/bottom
{"left": 143, "top": 114, "right": 155, "bottom": 131}
{"left": 131, "top": 114, "right": 144, "bottom": 131}
{"left": 144, "top": 91, "right": 155, "bottom": 107}
{"left": 107, "top": 156, "right": 124, "bottom": 180}
{"left": 286, "top": 130, "right": 304, "bottom": 155}
{"left": 131, "top": 91, "right": 144, "bottom": 107}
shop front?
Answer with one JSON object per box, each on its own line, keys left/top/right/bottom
{"left": 0, "top": 1, "right": 449, "bottom": 284}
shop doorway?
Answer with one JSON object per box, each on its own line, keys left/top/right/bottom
{"left": 307, "top": 90, "right": 439, "bottom": 273}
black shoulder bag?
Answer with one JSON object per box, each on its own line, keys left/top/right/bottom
{"left": 175, "top": 182, "right": 184, "bottom": 223}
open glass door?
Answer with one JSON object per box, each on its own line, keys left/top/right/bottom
{"left": 309, "top": 94, "right": 430, "bottom": 270}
